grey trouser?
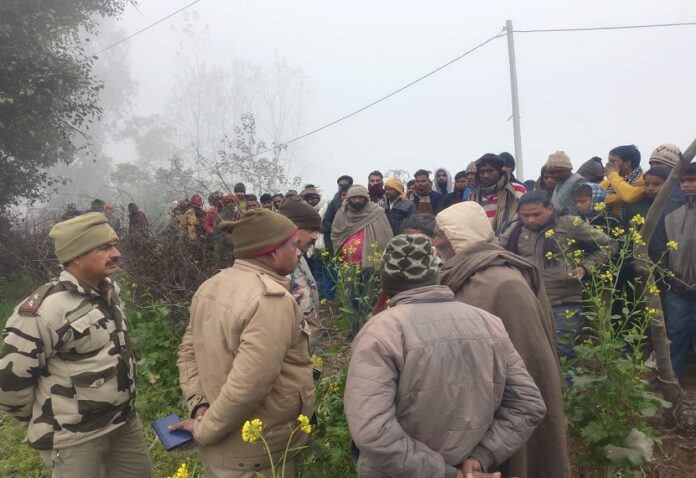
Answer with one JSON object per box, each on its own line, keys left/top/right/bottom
{"left": 205, "top": 458, "right": 296, "bottom": 478}
{"left": 40, "top": 416, "right": 151, "bottom": 478}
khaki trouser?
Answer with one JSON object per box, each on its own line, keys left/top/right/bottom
{"left": 205, "top": 458, "right": 296, "bottom": 478}
{"left": 40, "top": 416, "right": 151, "bottom": 478}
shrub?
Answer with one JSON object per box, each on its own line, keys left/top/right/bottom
{"left": 551, "top": 211, "right": 671, "bottom": 475}
{"left": 300, "top": 366, "right": 356, "bottom": 478}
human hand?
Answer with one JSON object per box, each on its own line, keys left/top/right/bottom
{"left": 193, "top": 405, "right": 209, "bottom": 419}
{"left": 169, "top": 418, "right": 198, "bottom": 437}
{"left": 571, "top": 266, "right": 586, "bottom": 279}
{"left": 457, "top": 471, "right": 501, "bottom": 478}
{"left": 461, "top": 458, "right": 482, "bottom": 474}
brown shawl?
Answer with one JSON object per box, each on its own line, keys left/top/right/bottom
{"left": 440, "top": 241, "right": 570, "bottom": 478}
{"left": 331, "top": 201, "right": 393, "bottom": 268}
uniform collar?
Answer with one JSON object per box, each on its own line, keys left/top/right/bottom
{"left": 59, "top": 269, "right": 115, "bottom": 301}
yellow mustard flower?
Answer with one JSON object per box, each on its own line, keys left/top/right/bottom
{"left": 611, "top": 227, "right": 625, "bottom": 238}
{"left": 648, "top": 285, "right": 660, "bottom": 295}
{"left": 544, "top": 229, "right": 555, "bottom": 238}
{"left": 311, "top": 355, "right": 324, "bottom": 368}
{"left": 545, "top": 251, "right": 554, "bottom": 260}
{"left": 594, "top": 201, "right": 606, "bottom": 212}
{"left": 629, "top": 214, "right": 645, "bottom": 226}
{"left": 632, "top": 230, "right": 646, "bottom": 247}
{"left": 566, "top": 238, "right": 576, "bottom": 246}
{"left": 572, "top": 216, "right": 582, "bottom": 226}
{"left": 298, "top": 414, "right": 312, "bottom": 434}
{"left": 167, "top": 463, "right": 189, "bottom": 478}
{"left": 242, "top": 418, "right": 264, "bottom": 443}
{"left": 645, "top": 307, "right": 657, "bottom": 316}
{"left": 667, "top": 240, "right": 679, "bottom": 250}
{"left": 573, "top": 249, "right": 583, "bottom": 259}
{"left": 329, "top": 382, "right": 340, "bottom": 393}
{"left": 600, "top": 271, "right": 614, "bottom": 282}
{"left": 563, "top": 309, "right": 576, "bottom": 320}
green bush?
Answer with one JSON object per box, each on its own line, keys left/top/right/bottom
{"left": 553, "top": 212, "right": 671, "bottom": 476}
{"left": 300, "top": 365, "right": 356, "bottom": 478}
{"left": 123, "top": 291, "right": 205, "bottom": 478}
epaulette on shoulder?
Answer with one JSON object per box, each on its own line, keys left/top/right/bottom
{"left": 257, "top": 273, "right": 288, "bottom": 297}
{"left": 17, "top": 282, "right": 63, "bottom": 317}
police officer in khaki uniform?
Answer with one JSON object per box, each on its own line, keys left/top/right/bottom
{"left": 0, "top": 213, "right": 151, "bottom": 478}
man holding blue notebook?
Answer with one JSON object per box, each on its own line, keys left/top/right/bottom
{"left": 172, "top": 208, "right": 315, "bottom": 478}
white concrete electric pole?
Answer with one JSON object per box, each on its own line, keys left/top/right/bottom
{"left": 505, "top": 20, "right": 524, "bottom": 180}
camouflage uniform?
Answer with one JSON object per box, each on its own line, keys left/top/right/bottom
{"left": 290, "top": 257, "right": 321, "bottom": 343}
{"left": 0, "top": 270, "right": 150, "bottom": 477}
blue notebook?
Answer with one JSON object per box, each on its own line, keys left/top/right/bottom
{"left": 151, "top": 413, "right": 194, "bottom": 451}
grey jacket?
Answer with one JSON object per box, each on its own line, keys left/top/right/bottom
{"left": 650, "top": 199, "right": 696, "bottom": 296}
{"left": 344, "top": 285, "right": 546, "bottom": 478}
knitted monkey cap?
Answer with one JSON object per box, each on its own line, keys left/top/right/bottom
{"left": 379, "top": 234, "right": 439, "bottom": 295}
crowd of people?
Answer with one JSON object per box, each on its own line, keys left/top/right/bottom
{"left": 2, "top": 142, "right": 694, "bottom": 478}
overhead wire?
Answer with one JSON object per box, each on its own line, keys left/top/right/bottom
{"left": 513, "top": 21, "right": 696, "bottom": 34}
{"left": 92, "top": 0, "right": 202, "bottom": 56}
{"left": 90, "top": 11, "right": 696, "bottom": 156}
{"left": 245, "top": 31, "right": 506, "bottom": 158}
{"left": 236, "top": 21, "right": 696, "bottom": 158}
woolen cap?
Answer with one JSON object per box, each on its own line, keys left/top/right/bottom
{"left": 346, "top": 185, "right": 369, "bottom": 199}
{"left": 649, "top": 143, "right": 681, "bottom": 168}
{"left": 49, "top": 213, "right": 118, "bottom": 264}
{"left": 219, "top": 208, "right": 297, "bottom": 258}
{"left": 384, "top": 178, "right": 406, "bottom": 200}
{"left": 384, "top": 178, "right": 404, "bottom": 194}
{"left": 300, "top": 186, "right": 321, "bottom": 199}
{"left": 500, "top": 152, "right": 515, "bottom": 170}
{"left": 546, "top": 151, "right": 573, "bottom": 170}
{"left": 476, "top": 154, "right": 505, "bottom": 171}
{"left": 576, "top": 157, "right": 604, "bottom": 182}
{"left": 379, "top": 234, "right": 439, "bottom": 295}
{"left": 277, "top": 196, "right": 321, "bottom": 231}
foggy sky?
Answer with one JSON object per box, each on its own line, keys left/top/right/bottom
{"left": 102, "top": 0, "right": 696, "bottom": 193}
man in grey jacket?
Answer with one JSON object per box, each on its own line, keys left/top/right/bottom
{"left": 344, "top": 234, "right": 546, "bottom": 478}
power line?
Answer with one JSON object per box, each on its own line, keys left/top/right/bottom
{"left": 93, "top": 0, "right": 202, "bottom": 56}
{"left": 257, "top": 21, "right": 696, "bottom": 157}
{"left": 514, "top": 21, "right": 696, "bottom": 34}
{"left": 247, "top": 31, "right": 506, "bottom": 159}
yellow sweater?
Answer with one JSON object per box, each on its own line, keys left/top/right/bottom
{"left": 599, "top": 171, "right": 645, "bottom": 217}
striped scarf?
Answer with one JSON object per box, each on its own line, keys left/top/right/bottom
{"left": 470, "top": 176, "right": 519, "bottom": 234}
